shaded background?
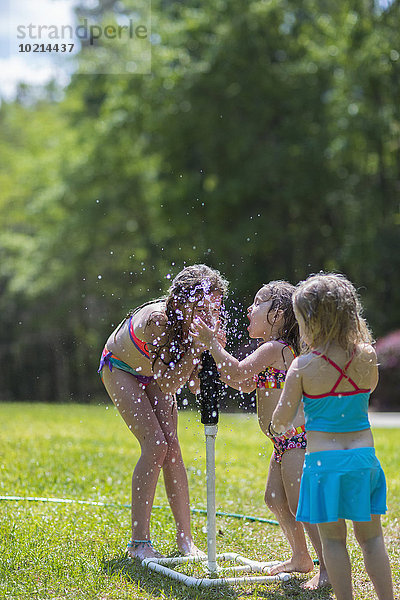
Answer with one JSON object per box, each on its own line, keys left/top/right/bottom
{"left": 1, "top": 0, "right": 399, "bottom": 408}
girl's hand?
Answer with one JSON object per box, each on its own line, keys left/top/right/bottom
{"left": 190, "top": 317, "right": 220, "bottom": 346}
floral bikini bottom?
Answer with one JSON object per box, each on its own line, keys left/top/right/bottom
{"left": 272, "top": 426, "right": 307, "bottom": 463}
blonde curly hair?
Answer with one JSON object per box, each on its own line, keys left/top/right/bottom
{"left": 293, "top": 273, "right": 373, "bottom": 354}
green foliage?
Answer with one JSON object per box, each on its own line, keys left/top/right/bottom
{"left": 0, "top": 0, "right": 399, "bottom": 400}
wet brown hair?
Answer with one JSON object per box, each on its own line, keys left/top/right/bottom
{"left": 259, "top": 281, "right": 300, "bottom": 355}
{"left": 159, "top": 264, "right": 229, "bottom": 364}
{"left": 122, "top": 265, "right": 228, "bottom": 366}
{"left": 293, "top": 273, "right": 373, "bottom": 354}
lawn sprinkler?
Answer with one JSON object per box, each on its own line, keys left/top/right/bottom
{"left": 143, "top": 351, "right": 291, "bottom": 587}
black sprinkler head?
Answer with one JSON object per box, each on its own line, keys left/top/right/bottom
{"left": 198, "top": 351, "right": 222, "bottom": 425}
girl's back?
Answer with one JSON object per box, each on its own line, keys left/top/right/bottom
{"left": 299, "top": 343, "right": 378, "bottom": 453}
{"left": 106, "top": 302, "right": 166, "bottom": 376}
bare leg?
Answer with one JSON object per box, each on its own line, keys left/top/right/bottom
{"left": 318, "top": 520, "right": 353, "bottom": 600}
{"left": 353, "top": 516, "right": 394, "bottom": 600}
{"left": 102, "top": 369, "right": 168, "bottom": 559}
{"left": 146, "top": 381, "right": 205, "bottom": 556}
{"left": 280, "top": 449, "right": 329, "bottom": 588}
{"left": 265, "top": 454, "right": 314, "bottom": 575}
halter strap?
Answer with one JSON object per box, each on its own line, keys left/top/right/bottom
{"left": 312, "top": 348, "right": 360, "bottom": 393}
{"left": 129, "top": 316, "right": 150, "bottom": 359}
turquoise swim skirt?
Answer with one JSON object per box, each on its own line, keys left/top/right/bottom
{"left": 296, "top": 447, "right": 387, "bottom": 524}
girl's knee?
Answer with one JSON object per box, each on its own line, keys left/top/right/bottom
{"left": 353, "top": 517, "right": 383, "bottom": 546}
{"left": 286, "top": 494, "right": 299, "bottom": 517}
{"left": 357, "top": 532, "right": 385, "bottom": 557}
{"left": 141, "top": 432, "right": 169, "bottom": 465}
{"left": 164, "top": 435, "right": 182, "bottom": 463}
{"left": 265, "top": 487, "right": 283, "bottom": 513}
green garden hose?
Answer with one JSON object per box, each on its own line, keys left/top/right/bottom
{"left": 0, "top": 495, "right": 319, "bottom": 564}
{"left": 0, "top": 494, "right": 279, "bottom": 525}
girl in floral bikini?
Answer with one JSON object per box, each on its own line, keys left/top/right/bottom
{"left": 191, "top": 281, "right": 329, "bottom": 588}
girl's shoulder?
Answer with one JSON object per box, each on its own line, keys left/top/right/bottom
{"left": 294, "top": 352, "right": 315, "bottom": 370}
{"left": 147, "top": 306, "right": 167, "bottom": 326}
{"left": 256, "top": 340, "right": 293, "bottom": 368}
{"left": 133, "top": 302, "right": 167, "bottom": 342}
{"left": 352, "top": 343, "right": 378, "bottom": 376}
{"left": 144, "top": 304, "right": 167, "bottom": 333}
{"left": 356, "top": 343, "right": 377, "bottom": 362}
{"left": 293, "top": 352, "right": 327, "bottom": 380}
{"left": 257, "top": 340, "right": 282, "bottom": 357}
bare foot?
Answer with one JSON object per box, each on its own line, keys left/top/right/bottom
{"left": 126, "top": 540, "right": 164, "bottom": 560}
{"left": 268, "top": 556, "right": 314, "bottom": 575}
{"left": 302, "top": 568, "right": 330, "bottom": 589}
{"left": 177, "top": 536, "right": 206, "bottom": 558}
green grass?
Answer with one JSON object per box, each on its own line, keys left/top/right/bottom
{"left": 0, "top": 403, "right": 399, "bottom": 600}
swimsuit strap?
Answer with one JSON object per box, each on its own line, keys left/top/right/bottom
{"left": 276, "top": 340, "right": 296, "bottom": 355}
{"left": 129, "top": 316, "right": 150, "bottom": 359}
{"left": 276, "top": 340, "right": 297, "bottom": 369}
{"left": 312, "top": 348, "right": 360, "bottom": 393}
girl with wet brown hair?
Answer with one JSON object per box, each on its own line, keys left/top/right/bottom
{"left": 98, "top": 264, "right": 228, "bottom": 559}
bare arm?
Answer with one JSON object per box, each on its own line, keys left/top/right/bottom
{"left": 271, "top": 358, "right": 303, "bottom": 434}
{"left": 191, "top": 318, "right": 277, "bottom": 383}
{"left": 220, "top": 376, "right": 256, "bottom": 393}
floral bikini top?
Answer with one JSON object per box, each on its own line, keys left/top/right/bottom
{"left": 253, "top": 341, "right": 296, "bottom": 389}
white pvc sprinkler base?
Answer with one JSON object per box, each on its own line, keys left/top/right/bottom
{"left": 141, "top": 424, "right": 292, "bottom": 587}
{"left": 142, "top": 554, "right": 291, "bottom": 587}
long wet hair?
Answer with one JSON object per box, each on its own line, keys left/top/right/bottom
{"left": 159, "top": 264, "right": 229, "bottom": 364}
{"left": 293, "top": 272, "right": 373, "bottom": 354}
{"left": 124, "top": 264, "right": 229, "bottom": 366}
{"left": 258, "top": 281, "right": 300, "bottom": 355}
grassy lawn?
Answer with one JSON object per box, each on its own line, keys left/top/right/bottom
{"left": 0, "top": 403, "right": 399, "bottom": 600}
